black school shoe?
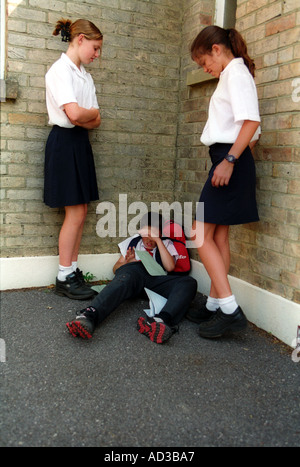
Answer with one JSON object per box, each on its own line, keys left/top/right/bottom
{"left": 66, "top": 309, "right": 96, "bottom": 339}
{"left": 137, "top": 316, "right": 177, "bottom": 344}
{"left": 198, "top": 307, "right": 247, "bottom": 339}
{"left": 186, "top": 294, "right": 214, "bottom": 323}
{"left": 75, "top": 268, "right": 93, "bottom": 288}
{"left": 186, "top": 304, "right": 215, "bottom": 323}
{"left": 55, "top": 272, "right": 96, "bottom": 300}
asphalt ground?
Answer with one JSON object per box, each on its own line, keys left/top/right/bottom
{"left": 0, "top": 287, "right": 299, "bottom": 449}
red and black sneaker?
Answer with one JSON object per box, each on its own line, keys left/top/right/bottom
{"left": 66, "top": 315, "right": 95, "bottom": 339}
{"left": 137, "top": 316, "right": 175, "bottom": 344}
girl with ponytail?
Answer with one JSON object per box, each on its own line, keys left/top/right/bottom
{"left": 189, "top": 25, "right": 261, "bottom": 338}
{"left": 44, "top": 19, "right": 103, "bottom": 300}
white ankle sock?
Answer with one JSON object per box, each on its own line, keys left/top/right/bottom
{"left": 206, "top": 296, "right": 219, "bottom": 312}
{"left": 72, "top": 261, "right": 78, "bottom": 272}
{"left": 218, "top": 295, "right": 238, "bottom": 315}
{"left": 58, "top": 265, "right": 73, "bottom": 281}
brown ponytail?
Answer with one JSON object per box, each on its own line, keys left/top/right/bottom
{"left": 53, "top": 18, "right": 103, "bottom": 43}
{"left": 190, "top": 25, "right": 255, "bottom": 77}
{"left": 227, "top": 28, "right": 255, "bottom": 77}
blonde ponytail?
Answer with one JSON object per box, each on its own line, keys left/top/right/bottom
{"left": 53, "top": 18, "right": 103, "bottom": 43}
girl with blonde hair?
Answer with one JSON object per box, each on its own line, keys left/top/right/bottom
{"left": 44, "top": 19, "right": 103, "bottom": 299}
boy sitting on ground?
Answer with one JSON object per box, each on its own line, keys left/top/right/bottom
{"left": 66, "top": 212, "right": 197, "bottom": 344}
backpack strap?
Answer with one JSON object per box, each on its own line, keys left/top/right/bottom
{"left": 161, "top": 236, "right": 191, "bottom": 276}
{"left": 127, "top": 236, "right": 190, "bottom": 275}
{"left": 128, "top": 236, "right": 141, "bottom": 250}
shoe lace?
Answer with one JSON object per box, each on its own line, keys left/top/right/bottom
{"left": 76, "top": 268, "right": 85, "bottom": 285}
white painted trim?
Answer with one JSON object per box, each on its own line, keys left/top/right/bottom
{"left": 0, "top": 0, "right": 6, "bottom": 81}
{"left": 1, "top": 255, "right": 299, "bottom": 348}
{"left": 0, "top": 254, "right": 118, "bottom": 290}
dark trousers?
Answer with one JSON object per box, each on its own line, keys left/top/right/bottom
{"left": 86, "top": 262, "right": 197, "bottom": 327}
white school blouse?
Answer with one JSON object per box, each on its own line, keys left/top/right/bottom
{"left": 201, "top": 58, "right": 261, "bottom": 147}
{"left": 45, "top": 53, "right": 99, "bottom": 128}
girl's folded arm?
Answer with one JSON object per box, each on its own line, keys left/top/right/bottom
{"left": 64, "top": 102, "right": 99, "bottom": 124}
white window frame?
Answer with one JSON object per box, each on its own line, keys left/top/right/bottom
{"left": 215, "top": 0, "right": 227, "bottom": 27}
{"left": 216, "top": 0, "right": 237, "bottom": 29}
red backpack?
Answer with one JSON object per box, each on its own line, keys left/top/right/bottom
{"left": 162, "top": 220, "right": 191, "bottom": 275}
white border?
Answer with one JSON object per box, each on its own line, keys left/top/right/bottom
{"left": 0, "top": 0, "right": 6, "bottom": 81}
{"left": 0, "top": 255, "right": 299, "bottom": 348}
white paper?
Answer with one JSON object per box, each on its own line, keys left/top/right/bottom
{"left": 143, "top": 287, "right": 168, "bottom": 317}
{"left": 135, "top": 250, "right": 167, "bottom": 276}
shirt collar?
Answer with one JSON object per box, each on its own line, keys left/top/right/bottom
{"left": 61, "top": 53, "right": 87, "bottom": 76}
{"left": 220, "top": 57, "right": 244, "bottom": 77}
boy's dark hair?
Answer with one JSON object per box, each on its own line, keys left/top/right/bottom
{"left": 140, "top": 212, "right": 164, "bottom": 235}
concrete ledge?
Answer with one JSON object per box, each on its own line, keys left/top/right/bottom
{"left": 1, "top": 255, "right": 299, "bottom": 348}
{"left": 0, "top": 254, "right": 118, "bottom": 290}
{"left": 186, "top": 69, "right": 217, "bottom": 86}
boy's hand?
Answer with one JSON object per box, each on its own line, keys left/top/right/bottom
{"left": 125, "top": 247, "right": 138, "bottom": 263}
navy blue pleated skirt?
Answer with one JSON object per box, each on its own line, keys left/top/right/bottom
{"left": 197, "top": 143, "right": 259, "bottom": 225}
{"left": 44, "top": 125, "right": 99, "bottom": 208}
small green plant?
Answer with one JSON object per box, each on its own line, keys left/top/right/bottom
{"left": 83, "top": 271, "right": 96, "bottom": 283}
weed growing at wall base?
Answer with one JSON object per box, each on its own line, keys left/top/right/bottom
{"left": 96, "top": 194, "right": 204, "bottom": 248}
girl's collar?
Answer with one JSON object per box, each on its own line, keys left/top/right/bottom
{"left": 220, "top": 57, "right": 244, "bottom": 76}
{"left": 61, "top": 53, "right": 86, "bottom": 75}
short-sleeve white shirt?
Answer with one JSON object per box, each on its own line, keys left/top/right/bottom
{"left": 45, "top": 53, "right": 99, "bottom": 128}
{"left": 201, "top": 58, "right": 261, "bottom": 146}
{"left": 118, "top": 235, "right": 179, "bottom": 263}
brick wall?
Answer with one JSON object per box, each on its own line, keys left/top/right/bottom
{"left": 1, "top": 0, "right": 182, "bottom": 257}
{"left": 177, "top": 0, "right": 300, "bottom": 303}
{"left": 1, "top": 0, "right": 299, "bottom": 304}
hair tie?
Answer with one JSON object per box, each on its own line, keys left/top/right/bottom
{"left": 61, "top": 24, "right": 71, "bottom": 42}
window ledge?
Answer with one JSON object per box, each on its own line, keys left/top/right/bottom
{"left": 187, "top": 69, "right": 217, "bottom": 86}
{"left": 0, "top": 79, "right": 19, "bottom": 101}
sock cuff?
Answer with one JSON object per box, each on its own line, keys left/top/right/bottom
{"left": 207, "top": 296, "right": 219, "bottom": 305}
{"left": 218, "top": 295, "right": 236, "bottom": 305}
{"left": 218, "top": 295, "right": 238, "bottom": 314}
{"left": 58, "top": 265, "right": 73, "bottom": 281}
{"left": 206, "top": 296, "right": 219, "bottom": 311}
{"left": 59, "top": 264, "right": 73, "bottom": 271}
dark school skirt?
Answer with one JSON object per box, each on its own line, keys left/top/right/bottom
{"left": 44, "top": 125, "right": 99, "bottom": 208}
{"left": 197, "top": 143, "right": 259, "bottom": 225}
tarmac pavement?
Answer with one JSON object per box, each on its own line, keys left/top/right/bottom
{"left": 0, "top": 287, "right": 299, "bottom": 448}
